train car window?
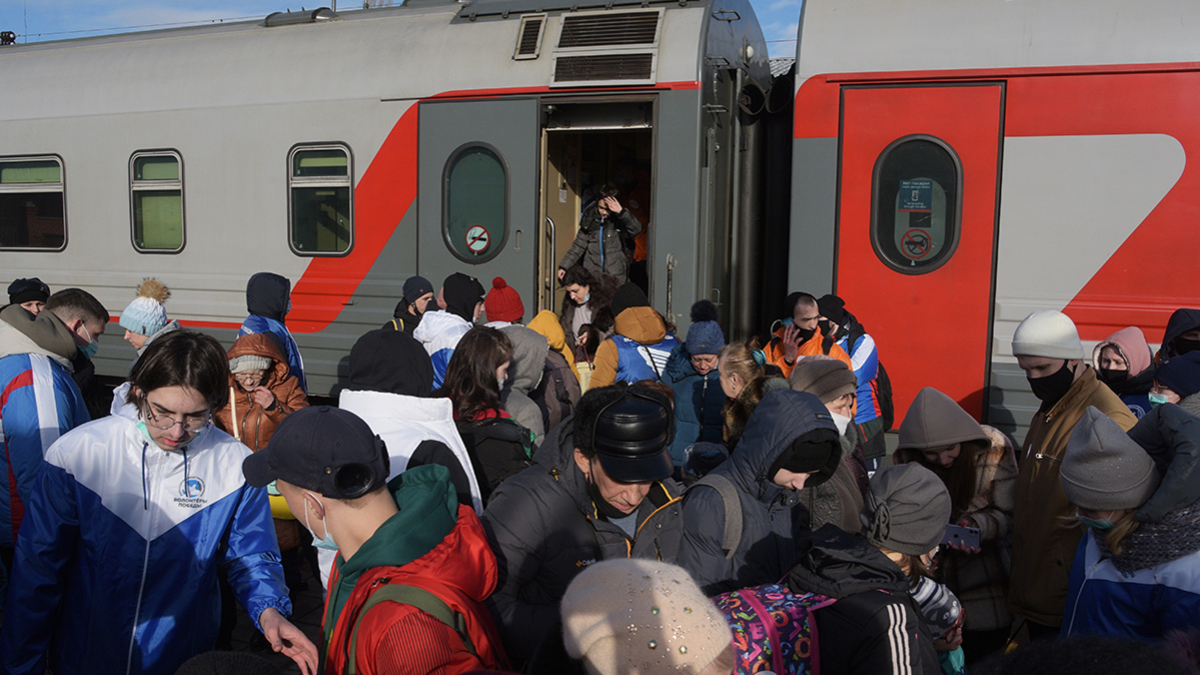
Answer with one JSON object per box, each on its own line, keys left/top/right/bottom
{"left": 0, "top": 157, "right": 66, "bottom": 250}
{"left": 871, "top": 136, "right": 961, "bottom": 273}
{"left": 289, "top": 145, "right": 352, "bottom": 255}
{"left": 444, "top": 144, "right": 506, "bottom": 264}
{"left": 130, "top": 151, "right": 184, "bottom": 252}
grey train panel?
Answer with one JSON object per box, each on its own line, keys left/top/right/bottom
{"left": 788, "top": 137, "right": 839, "bottom": 299}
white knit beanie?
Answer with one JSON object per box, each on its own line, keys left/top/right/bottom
{"left": 118, "top": 279, "right": 170, "bottom": 337}
{"left": 1012, "top": 310, "right": 1084, "bottom": 359}
{"left": 562, "top": 559, "right": 731, "bottom": 675}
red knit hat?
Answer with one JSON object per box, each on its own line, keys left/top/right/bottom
{"left": 485, "top": 277, "right": 524, "bottom": 323}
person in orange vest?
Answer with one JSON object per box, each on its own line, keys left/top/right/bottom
{"left": 764, "top": 292, "right": 851, "bottom": 378}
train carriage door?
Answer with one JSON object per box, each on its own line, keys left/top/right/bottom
{"left": 418, "top": 98, "right": 539, "bottom": 314}
{"left": 837, "top": 84, "right": 1002, "bottom": 421}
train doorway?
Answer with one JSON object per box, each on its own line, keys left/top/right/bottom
{"left": 835, "top": 84, "right": 1003, "bottom": 421}
{"left": 538, "top": 100, "right": 654, "bottom": 315}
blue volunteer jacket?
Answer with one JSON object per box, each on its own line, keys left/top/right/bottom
{"left": 0, "top": 352, "right": 89, "bottom": 548}
{"left": 612, "top": 333, "right": 679, "bottom": 384}
{"left": 835, "top": 332, "right": 880, "bottom": 424}
{"left": 0, "top": 414, "right": 291, "bottom": 675}
{"left": 1061, "top": 530, "right": 1200, "bottom": 640}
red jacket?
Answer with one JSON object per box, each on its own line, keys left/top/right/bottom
{"left": 323, "top": 505, "right": 510, "bottom": 675}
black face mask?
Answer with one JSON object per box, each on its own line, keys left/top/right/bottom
{"left": 793, "top": 325, "right": 816, "bottom": 342}
{"left": 1174, "top": 337, "right": 1200, "bottom": 356}
{"left": 1028, "top": 361, "right": 1076, "bottom": 405}
{"left": 1098, "top": 367, "right": 1129, "bottom": 385}
{"left": 585, "top": 464, "right": 639, "bottom": 520}
{"left": 817, "top": 319, "right": 833, "bottom": 338}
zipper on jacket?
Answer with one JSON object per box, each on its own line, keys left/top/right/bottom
{"left": 127, "top": 442, "right": 165, "bottom": 674}
{"left": 1033, "top": 453, "right": 1062, "bottom": 464}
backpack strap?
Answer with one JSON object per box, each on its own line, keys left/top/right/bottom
{"left": 345, "top": 582, "right": 477, "bottom": 675}
{"left": 684, "top": 474, "right": 742, "bottom": 560}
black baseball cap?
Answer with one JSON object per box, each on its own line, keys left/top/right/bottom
{"left": 589, "top": 390, "right": 674, "bottom": 483}
{"left": 243, "top": 406, "right": 389, "bottom": 499}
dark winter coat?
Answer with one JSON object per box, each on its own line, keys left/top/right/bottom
{"left": 481, "top": 416, "right": 684, "bottom": 663}
{"left": 788, "top": 525, "right": 940, "bottom": 675}
{"left": 383, "top": 299, "right": 422, "bottom": 335}
{"left": 677, "top": 389, "right": 838, "bottom": 595}
{"left": 558, "top": 205, "right": 643, "bottom": 281}
{"left": 662, "top": 344, "right": 726, "bottom": 467}
{"left": 558, "top": 273, "right": 620, "bottom": 354}
{"left": 1129, "top": 401, "right": 1200, "bottom": 523}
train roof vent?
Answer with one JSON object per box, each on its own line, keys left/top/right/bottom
{"left": 550, "top": 9, "right": 661, "bottom": 87}
{"left": 557, "top": 10, "right": 662, "bottom": 48}
{"left": 514, "top": 14, "right": 546, "bottom": 60}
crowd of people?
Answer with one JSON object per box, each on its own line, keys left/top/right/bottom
{"left": 0, "top": 252, "right": 1198, "bottom": 675}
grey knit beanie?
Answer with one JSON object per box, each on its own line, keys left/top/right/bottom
{"left": 229, "top": 354, "right": 273, "bottom": 374}
{"left": 1011, "top": 310, "right": 1084, "bottom": 359}
{"left": 788, "top": 355, "right": 857, "bottom": 404}
{"left": 860, "top": 464, "right": 952, "bottom": 555}
{"left": 1061, "top": 407, "right": 1160, "bottom": 511}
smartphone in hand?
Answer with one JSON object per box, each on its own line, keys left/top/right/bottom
{"left": 941, "top": 524, "right": 981, "bottom": 550}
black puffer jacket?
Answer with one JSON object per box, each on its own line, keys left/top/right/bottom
{"left": 1130, "top": 401, "right": 1200, "bottom": 523}
{"left": 481, "top": 416, "right": 684, "bottom": 663}
{"left": 677, "top": 389, "right": 838, "bottom": 595}
{"left": 788, "top": 525, "right": 940, "bottom": 675}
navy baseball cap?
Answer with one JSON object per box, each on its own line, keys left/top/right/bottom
{"left": 243, "top": 406, "right": 389, "bottom": 499}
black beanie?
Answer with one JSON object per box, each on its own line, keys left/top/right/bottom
{"left": 611, "top": 283, "right": 650, "bottom": 317}
{"left": 442, "top": 272, "right": 485, "bottom": 322}
{"left": 347, "top": 329, "right": 434, "bottom": 396}
{"left": 816, "top": 295, "right": 846, "bottom": 326}
{"left": 8, "top": 277, "right": 50, "bottom": 306}
{"left": 767, "top": 428, "right": 841, "bottom": 488}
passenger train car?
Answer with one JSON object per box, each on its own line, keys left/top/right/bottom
{"left": 0, "top": 0, "right": 773, "bottom": 395}
{"left": 789, "top": 0, "right": 1200, "bottom": 436}
{"left": 4, "top": 0, "right": 1198, "bottom": 438}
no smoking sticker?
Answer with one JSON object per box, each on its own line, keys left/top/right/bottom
{"left": 465, "top": 225, "right": 491, "bottom": 255}
{"left": 900, "top": 229, "right": 932, "bottom": 260}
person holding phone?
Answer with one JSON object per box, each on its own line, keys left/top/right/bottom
{"left": 892, "top": 387, "right": 1018, "bottom": 665}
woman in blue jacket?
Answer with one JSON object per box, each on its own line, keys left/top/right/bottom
{"left": 1060, "top": 406, "right": 1200, "bottom": 639}
{"left": 1, "top": 331, "right": 316, "bottom": 675}
{"left": 662, "top": 301, "right": 727, "bottom": 468}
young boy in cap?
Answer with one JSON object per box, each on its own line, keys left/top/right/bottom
{"left": 244, "top": 406, "right": 508, "bottom": 675}
{"left": 385, "top": 275, "right": 435, "bottom": 335}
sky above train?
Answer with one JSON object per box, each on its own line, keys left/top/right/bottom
{"left": 0, "top": 0, "right": 801, "bottom": 56}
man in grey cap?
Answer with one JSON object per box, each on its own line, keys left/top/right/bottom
{"left": 481, "top": 383, "right": 684, "bottom": 664}
{"left": 1009, "top": 310, "right": 1136, "bottom": 639}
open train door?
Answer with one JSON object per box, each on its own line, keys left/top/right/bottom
{"left": 418, "top": 98, "right": 539, "bottom": 316}
{"left": 836, "top": 84, "right": 1002, "bottom": 421}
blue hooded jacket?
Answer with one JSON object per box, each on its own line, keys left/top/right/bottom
{"left": 677, "top": 389, "right": 837, "bottom": 595}
{"left": 661, "top": 344, "right": 725, "bottom": 466}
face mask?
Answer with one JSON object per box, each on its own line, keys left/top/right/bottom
{"left": 1098, "top": 367, "right": 1129, "bottom": 385}
{"left": 1027, "top": 362, "right": 1075, "bottom": 405}
{"left": 135, "top": 421, "right": 156, "bottom": 446}
{"left": 781, "top": 317, "right": 793, "bottom": 328}
{"left": 582, "top": 293, "right": 591, "bottom": 304}
{"left": 78, "top": 324, "right": 99, "bottom": 359}
{"left": 794, "top": 326, "right": 816, "bottom": 342}
{"left": 818, "top": 319, "right": 833, "bottom": 338}
{"left": 497, "top": 377, "right": 507, "bottom": 391}
{"left": 830, "top": 412, "right": 852, "bottom": 437}
{"left": 1174, "top": 337, "right": 1200, "bottom": 356}
{"left": 1077, "top": 510, "right": 1116, "bottom": 531}
{"left": 1149, "top": 391, "right": 1170, "bottom": 408}
{"left": 304, "top": 493, "right": 338, "bottom": 551}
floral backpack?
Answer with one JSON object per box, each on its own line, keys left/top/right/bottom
{"left": 712, "top": 583, "right": 837, "bottom": 675}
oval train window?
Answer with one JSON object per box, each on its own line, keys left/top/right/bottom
{"left": 871, "top": 136, "right": 962, "bottom": 273}
{"left": 444, "top": 144, "right": 507, "bottom": 264}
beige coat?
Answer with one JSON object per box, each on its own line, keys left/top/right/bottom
{"left": 1007, "top": 367, "right": 1135, "bottom": 627}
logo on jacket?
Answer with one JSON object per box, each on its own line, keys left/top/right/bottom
{"left": 180, "top": 477, "right": 205, "bottom": 499}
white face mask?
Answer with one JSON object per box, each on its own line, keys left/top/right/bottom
{"left": 830, "top": 412, "right": 852, "bottom": 437}
{"left": 304, "top": 493, "right": 338, "bottom": 552}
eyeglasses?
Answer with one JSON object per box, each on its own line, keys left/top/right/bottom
{"left": 141, "top": 397, "right": 211, "bottom": 432}
{"left": 233, "top": 371, "right": 264, "bottom": 382}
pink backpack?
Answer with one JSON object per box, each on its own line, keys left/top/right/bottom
{"left": 712, "top": 583, "right": 836, "bottom": 675}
